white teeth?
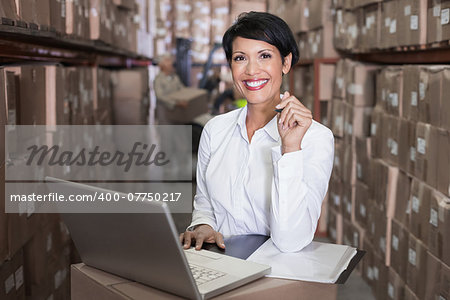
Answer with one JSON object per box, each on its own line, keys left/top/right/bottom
{"left": 245, "top": 80, "right": 268, "bottom": 87}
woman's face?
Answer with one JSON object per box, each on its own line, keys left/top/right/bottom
{"left": 230, "top": 37, "right": 291, "bottom": 107}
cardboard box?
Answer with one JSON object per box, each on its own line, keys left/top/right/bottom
{"left": 319, "top": 64, "right": 336, "bottom": 101}
{"left": 397, "top": 0, "right": 427, "bottom": 46}
{"left": 390, "top": 218, "right": 409, "bottom": 280}
{"left": 191, "top": 0, "right": 211, "bottom": 64}
{"left": 437, "top": 129, "right": 450, "bottom": 197}
{"left": 360, "top": 3, "right": 381, "bottom": 51}
{"left": 0, "top": 0, "right": 18, "bottom": 22}
{"left": 308, "top": 0, "right": 333, "bottom": 30}
{"left": 0, "top": 248, "right": 25, "bottom": 300}
{"left": 329, "top": 174, "right": 343, "bottom": 214}
{"left": 404, "top": 285, "right": 419, "bottom": 300}
{"left": 415, "top": 122, "right": 439, "bottom": 187}
{"left": 442, "top": 67, "right": 450, "bottom": 131}
{"left": 347, "top": 63, "right": 378, "bottom": 107}
{"left": 156, "top": 88, "right": 208, "bottom": 124}
{"left": 381, "top": 114, "right": 400, "bottom": 167}
{"left": 428, "top": 190, "right": 450, "bottom": 266}
{"left": 230, "top": 0, "right": 267, "bottom": 23}
{"left": 372, "top": 251, "right": 389, "bottom": 300}
{"left": 406, "top": 233, "right": 428, "bottom": 299}
{"left": 50, "top": 0, "right": 66, "bottom": 33}
{"left": 424, "top": 251, "right": 441, "bottom": 300}
{"left": 419, "top": 66, "right": 444, "bottom": 125}
{"left": 90, "top": 0, "right": 113, "bottom": 44}
{"left": 402, "top": 65, "right": 421, "bottom": 122}
{"left": 440, "top": 262, "right": 450, "bottom": 300}
{"left": 342, "top": 140, "right": 356, "bottom": 185}
{"left": 284, "top": 0, "right": 309, "bottom": 33}
{"left": 385, "top": 268, "right": 405, "bottom": 300}
{"left": 393, "top": 171, "right": 411, "bottom": 227}
{"left": 409, "top": 178, "right": 432, "bottom": 243}
{"left": 370, "top": 108, "right": 383, "bottom": 159}
{"left": 398, "top": 118, "right": 416, "bottom": 175}
{"left": 343, "top": 218, "right": 364, "bottom": 249}
{"left": 355, "top": 137, "right": 370, "bottom": 184}
{"left": 211, "top": 0, "right": 230, "bottom": 44}
{"left": 380, "top": 0, "right": 399, "bottom": 48}
{"left": 331, "top": 99, "right": 345, "bottom": 137}
{"left": 354, "top": 181, "right": 369, "bottom": 229}
{"left": 333, "top": 59, "right": 349, "bottom": 100}
{"left": 308, "top": 23, "right": 339, "bottom": 59}
{"left": 342, "top": 182, "right": 354, "bottom": 221}
{"left": 369, "top": 159, "right": 398, "bottom": 217}
{"left": 383, "top": 67, "right": 403, "bottom": 117}
{"left": 327, "top": 207, "right": 343, "bottom": 244}
{"left": 72, "top": 263, "right": 338, "bottom": 300}
{"left": 343, "top": 104, "right": 372, "bottom": 142}
{"left": 333, "top": 137, "right": 344, "bottom": 179}
{"left": 375, "top": 68, "right": 388, "bottom": 111}
{"left": 427, "top": 0, "right": 450, "bottom": 43}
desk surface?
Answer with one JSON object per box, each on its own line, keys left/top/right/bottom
{"left": 71, "top": 263, "right": 338, "bottom": 300}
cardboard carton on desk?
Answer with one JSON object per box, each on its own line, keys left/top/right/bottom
{"left": 71, "top": 263, "right": 338, "bottom": 300}
{"left": 160, "top": 88, "right": 208, "bottom": 124}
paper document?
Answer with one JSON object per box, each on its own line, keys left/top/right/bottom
{"left": 247, "top": 239, "right": 357, "bottom": 283}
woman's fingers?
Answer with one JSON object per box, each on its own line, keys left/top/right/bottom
{"left": 214, "top": 232, "right": 226, "bottom": 249}
{"left": 182, "top": 231, "right": 195, "bottom": 249}
{"left": 195, "top": 232, "right": 206, "bottom": 250}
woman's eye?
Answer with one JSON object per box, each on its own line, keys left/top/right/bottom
{"left": 261, "top": 53, "right": 271, "bottom": 59}
{"left": 233, "top": 55, "right": 245, "bottom": 62}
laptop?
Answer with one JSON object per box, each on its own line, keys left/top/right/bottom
{"left": 45, "top": 177, "right": 271, "bottom": 300}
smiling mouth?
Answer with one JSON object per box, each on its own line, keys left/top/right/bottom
{"left": 243, "top": 79, "right": 268, "bottom": 90}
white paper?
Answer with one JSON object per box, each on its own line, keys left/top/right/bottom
{"left": 247, "top": 240, "right": 357, "bottom": 283}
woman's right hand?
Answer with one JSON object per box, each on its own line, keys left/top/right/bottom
{"left": 179, "top": 224, "right": 226, "bottom": 250}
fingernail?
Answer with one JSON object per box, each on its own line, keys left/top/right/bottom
{"left": 278, "top": 118, "right": 282, "bottom": 124}
{"left": 184, "top": 243, "right": 188, "bottom": 247}
{"left": 275, "top": 104, "right": 281, "bottom": 109}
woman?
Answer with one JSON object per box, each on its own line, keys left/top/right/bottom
{"left": 180, "top": 12, "right": 334, "bottom": 252}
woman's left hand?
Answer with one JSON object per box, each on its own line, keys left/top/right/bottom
{"left": 276, "top": 91, "right": 312, "bottom": 154}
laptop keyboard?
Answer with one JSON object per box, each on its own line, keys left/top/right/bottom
{"left": 189, "top": 264, "right": 226, "bottom": 285}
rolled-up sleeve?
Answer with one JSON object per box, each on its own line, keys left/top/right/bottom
{"left": 270, "top": 128, "right": 334, "bottom": 252}
{"left": 188, "top": 123, "right": 217, "bottom": 231}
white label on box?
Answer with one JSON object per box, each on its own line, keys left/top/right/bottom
{"left": 411, "top": 91, "right": 418, "bottom": 106}
{"left": 410, "top": 147, "right": 416, "bottom": 162}
{"left": 337, "top": 10, "right": 343, "bottom": 24}
{"left": 304, "top": 7, "right": 309, "bottom": 17}
{"left": 380, "top": 237, "right": 386, "bottom": 253}
{"left": 47, "top": 233, "right": 53, "bottom": 252}
{"left": 430, "top": 208, "right": 438, "bottom": 227}
{"left": 334, "top": 155, "right": 340, "bottom": 167}
{"left": 388, "top": 283, "right": 395, "bottom": 299}
{"left": 417, "top": 137, "right": 426, "bottom": 154}
{"left": 330, "top": 228, "right": 336, "bottom": 240}
{"left": 61, "top": 0, "right": 66, "bottom": 18}
{"left": 367, "top": 267, "right": 374, "bottom": 280}
{"left": 389, "top": 93, "right": 399, "bottom": 107}
{"left": 385, "top": 17, "right": 391, "bottom": 27}
{"left": 412, "top": 196, "right": 420, "bottom": 213}
{"left": 406, "top": 199, "right": 411, "bottom": 215}
{"left": 312, "top": 43, "right": 318, "bottom": 54}
{"left": 348, "top": 124, "right": 353, "bottom": 135}
{"left": 353, "top": 232, "right": 359, "bottom": 247}
{"left": 371, "top": 123, "right": 377, "bottom": 135}
{"left": 419, "top": 82, "right": 426, "bottom": 100}
{"left": 441, "top": 8, "right": 450, "bottom": 25}
{"left": 4, "top": 273, "right": 14, "bottom": 294}
{"left": 390, "top": 20, "right": 397, "bottom": 34}
{"left": 408, "top": 248, "right": 416, "bottom": 266}
{"left": 411, "top": 15, "right": 419, "bottom": 30}
{"left": 360, "top": 203, "right": 366, "bottom": 217}
{"left": 405, "top": 5, "right": 411, "bottom": 16}
{"left": 334, "top": 195, "right": 340, "bottom": 206}
{"left": 352, "top": 84, "right": 363, "bottom": 95}
{"left": 434, "top": 5, "right": 441, "bottom": 17}
{"left": 215, "top": 7, "right": 229, "bottom": 15}
{"left": 392, "top": 235, "right": 399, "bottom": 251}
{"left": 357, "top": 163, "right": 362, "bottom": 179}
{"left": 337, "top": 77, "right": 344, "bottom": 89}
{"left": 373, "top": 266, "right": 379, "bottom": 280}
{"left": 391, "top": 141, "right": 398, "bottom": 156}
{"left": 346, "top": 202, "right": 351, "bottom": 214}
{"left": 382, "top": 88, "right": 387, "bottom": 101}
{"left": 14, "top": 266, "right": 24, "bottom": 290}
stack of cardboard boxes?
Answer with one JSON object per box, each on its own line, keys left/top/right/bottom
{"left": 328, "top": 61, "right": 450, "bottom": 300}
{"left": 0, "top": 63, "right": 151, "bottom": 299}
{"left": 332, "top": 0, "right": 449, "bottom": 52}
{"left": 0, "top": 1, "right": 152, "bottom": 57}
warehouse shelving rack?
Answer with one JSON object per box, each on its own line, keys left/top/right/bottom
{"left": 0, "top": 24, "right": 152, "bottom": 67}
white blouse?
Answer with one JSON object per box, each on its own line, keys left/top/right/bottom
{"left": 188, "top": 105, "right": 334, "bottom": 252}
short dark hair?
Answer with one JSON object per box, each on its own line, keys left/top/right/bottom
{"left": 222, "top": 12, "right": 299, "bottom": 68}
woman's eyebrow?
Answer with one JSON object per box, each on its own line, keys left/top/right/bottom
{"left": 232, "top": 50, "right": 245, "bottom": 55}
{"left": 258, "top": 49, "right": 274, "bottom": 53}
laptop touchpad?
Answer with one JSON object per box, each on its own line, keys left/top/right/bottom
{"left": 185, "top": 251, "right": 220, "bottom": 265}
